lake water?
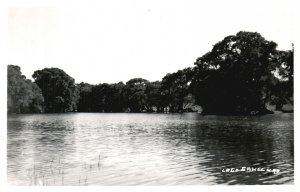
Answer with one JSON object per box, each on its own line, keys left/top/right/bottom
{"left": 7, "top": 113, "right": 294, "bottom": 185}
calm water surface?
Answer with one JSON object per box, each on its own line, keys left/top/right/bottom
{"left": 7, "top": 113, "right": 294, "bottom": 185}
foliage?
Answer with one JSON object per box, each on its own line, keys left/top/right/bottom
{"left": 161, "top": 68, "right": 194, "bottom": 112}
{"left": 144, "top": 81, "right": 163, "bottom": 112}
{"left": 32, "top": 68, "right": 79, "bottom": 113}
{"left": 192, "top": 31, "right": 292, "bottom": 114}
{"left": 124, "top": 78, "right": 149, "bottom": 112}
{"left": 7, "top": 65, "right": 44, "bottom": 113}
{"left": 77, "top": 82, "right": 127, "bottom": 112}
{"left": 8, "top": 31, "right": 293, "bottom": 115}
{"left": 267, "top": 48, "right": 294, "bottom": 110}
{"left": 77, "top": 82, "right": 93, "bottom": 112}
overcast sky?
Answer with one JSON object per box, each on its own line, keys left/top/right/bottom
{"left": 8, "top": 0, "right": 295, "bottom": 84}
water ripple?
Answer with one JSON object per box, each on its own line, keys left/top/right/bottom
{"left": 7, "top": 113, "right": 294, "bottom": 185}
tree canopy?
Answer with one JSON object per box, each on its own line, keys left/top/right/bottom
{"left": 7, "top": 65, "right": 44, "bottom": 113}
{"left": 32, "top": 68, "right": 79, "bottom": 113}
{"left": 161, "top": 68, "right": 194, "bottom": 112}
{"left": 192, "top": 31, "right": 293, "bottom": 115}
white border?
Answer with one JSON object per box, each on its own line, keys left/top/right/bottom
{"left": 1, "top": 0, "right": 299, "bottom": 192}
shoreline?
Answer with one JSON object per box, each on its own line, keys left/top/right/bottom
{"left": 7, "top": 110, "right": 293, "bottom": 116}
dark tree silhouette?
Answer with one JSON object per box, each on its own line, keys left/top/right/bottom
{"left": 192, "top": 31, "right": 282, "bottom": 115}
{"left": 7, "top": 65, "right": 44, "bottom": 113}
{"left": 8, "top": 31, "right": 293, "bottom": 115}
{"left": 77, "top": 82, "right": 93, "bottom": 112}
{"left": 124, "top": 78, "right": 149, "bottom": 112}
{"left": 77, "top": 82, "right": 127, "bottom": 112}
{"left": 144, "top": 81, "right": 164, "bottom": 112}
{"left": 161, "top": 67, "right": 194, "bottom": 112}
{"left": 107, "top": 82, "right": 127, "bottom": 112}
{"left": 32, "top": 68, "right": 79, "bottom": 113}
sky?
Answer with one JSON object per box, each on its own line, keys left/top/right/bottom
{"left": 7, "top": 0, "right": 296, "bottom": 84}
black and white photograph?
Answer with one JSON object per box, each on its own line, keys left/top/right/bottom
{"left": 1, "top": 0, "right": 297, "bottom": 190}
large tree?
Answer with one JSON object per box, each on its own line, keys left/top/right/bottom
{"left": 124, "top": 78, "right": 149, "bottom": 112}
{"left": 161, "top": 67, "right": 194, "bottom": 112}
{"left": 192, "top": 31, "right": 283, "bottom": 115}
{"left": 7, "top": 65, "right": 44, "bottom": 113}
{"left": 32, "top": 68, "right": 79, "bottom": 113}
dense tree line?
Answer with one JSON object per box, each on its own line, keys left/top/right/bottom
{"left": 7, "top": 31, "right": 294, "bottom": 114}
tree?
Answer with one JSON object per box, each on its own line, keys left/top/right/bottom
{"left": 109, "top": 82, "right": 127, "bottom": 112}
{"left": 192, "top": 31, "right": 282, "bottom": 115}
{"left": 89, "top": 83, "right": 116, "bottom": 112}
{"left": 267, "top": 48, "right": 294, "bottom": 111}
{"left": 144, "top": 81, "right": 164, "bottom": 112}
{"left": 32, "top": 68, "right": 79, "bottom": 113}
{"left": 124, "top": 78, "right": 149, "bottom": 112}
{"left": 77, "top": 82, "right": 93, "bottom": 112}
{"left": 9, "top": 32, "right": 293, "bottom": 115}
{"left": 7, "top": 65, "right": 44, "bottom": 113}
{"left": 161, "top": 68, "right": 194, "bottom": 112}
{"left": 79, "top": 82, "right": 127, "bottom": 112}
